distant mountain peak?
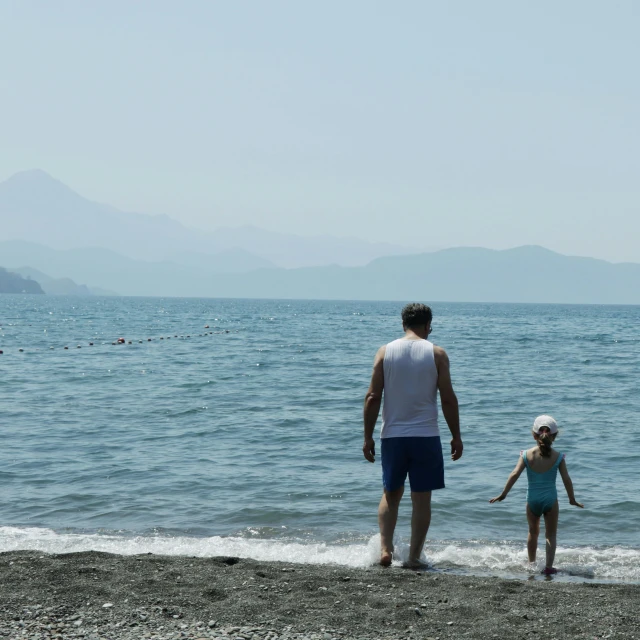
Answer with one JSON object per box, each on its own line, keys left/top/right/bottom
{"left": 0, "top": 168, "right": 87, "bottom": 203}
{"left": 4, "top": 168, "right": 65, "bottom": 186}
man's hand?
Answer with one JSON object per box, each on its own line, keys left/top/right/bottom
{"left": 489, "top": 494, "right": 505, "bottom": 503}
{"left": 570, "top": 499, "right": 584, "bottom": 508}
{"left": 363, "top": 438, "right": 376, "bottom": 463}
{"left": 450, "top": 437, "right": 463, "bottom": 461}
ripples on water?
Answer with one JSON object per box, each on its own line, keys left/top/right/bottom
{"left": 1, "top": 296, "right": 639, "bottom": 581}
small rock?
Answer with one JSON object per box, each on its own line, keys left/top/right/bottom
{"left": 447, "top": 621, "right": 454, "bottom": 625}
{"left": 208, "top": 620, "right": 217, "bottom": 628}
{"left": 102, "top": 603, "right": 113, "bottom": 609}
{"left": 414, "top": 608, "right": 422, "bottom": 616}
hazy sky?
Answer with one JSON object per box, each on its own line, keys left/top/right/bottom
{"left": 1, "top": 1, "right": 639, "bottom": 262}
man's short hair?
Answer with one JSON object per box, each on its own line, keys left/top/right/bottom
{"left": 401, "top": 303, "right": 432, "bottom": 329}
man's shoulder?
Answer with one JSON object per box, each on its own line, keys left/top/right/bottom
{"left": 432, "top": 344, "right": 448, "bottom": 359}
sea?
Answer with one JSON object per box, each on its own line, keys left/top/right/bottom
{"left": 1, "top": 296, "right": 639, "bottom": 584}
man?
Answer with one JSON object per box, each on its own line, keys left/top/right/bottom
{"left": 363, "top": 303, "right": 463, "bottom": 568}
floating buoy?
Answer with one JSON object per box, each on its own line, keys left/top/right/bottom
{"left": 0, "top": 350, "right": 3, "bottom": 354}
{"left": 205, "top": 325, "right": 210, "bottom": 329}
{"left": 22, "top": 325, "right": 233, "bottom": 354}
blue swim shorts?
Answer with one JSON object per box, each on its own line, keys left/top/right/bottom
{"left": 381, "top": 436, "right": 445, "bottom": 492}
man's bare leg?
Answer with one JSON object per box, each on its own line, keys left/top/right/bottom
{"left": 378, "top": 487, "right": 404, "bottom": 566}
{"left": 406, "top": 491, "right": 431, "bottom": 567}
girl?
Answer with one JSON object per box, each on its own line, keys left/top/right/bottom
{"left": 490, "top": 415, "right": 583, "bottom": 575}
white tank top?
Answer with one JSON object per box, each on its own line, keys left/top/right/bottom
{"left": 381, "top": 338, "right": 439, "bottom": 438}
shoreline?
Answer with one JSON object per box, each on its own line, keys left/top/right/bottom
{"left": 1, "top": 551, "right": 639, "bottom": 640}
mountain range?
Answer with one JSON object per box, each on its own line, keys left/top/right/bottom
{"left": 1, "top": 170, "right": 639, "bottom": 304}
{"left": 0, "top": 170, "right": 425, "bottom": 269}
{"left": 1, "top": 240, "right": 639, "bottom": 303}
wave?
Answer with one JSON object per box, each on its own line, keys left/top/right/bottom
{"left": 425, "top": 540, "right": 640, "bottom": 582}
{"left": 1, "top": 527, "right": 639, "bottom": 583}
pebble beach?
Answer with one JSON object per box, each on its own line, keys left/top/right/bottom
{"left": 1, "top": 551, "right": 638, "bottom": 640}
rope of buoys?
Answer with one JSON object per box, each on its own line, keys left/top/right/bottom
{"left": 3, "top": 326, "right": 235, "bottom": 354}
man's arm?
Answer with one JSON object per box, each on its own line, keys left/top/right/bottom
{"left": 434, "top": 346, "right": 463, "bottom": 461}
{"left": 363, "top": 345, "right": 385, "bottom": 462}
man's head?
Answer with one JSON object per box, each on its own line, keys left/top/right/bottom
{"left": 401, "top": 303, "right": 433, "bottom": 336}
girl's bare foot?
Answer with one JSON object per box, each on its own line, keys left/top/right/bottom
{"left": 542, "top": 567, "right": 557, "bottom": 575}
{"left": 380, "top": 551, "right": 393, "bottom": 567}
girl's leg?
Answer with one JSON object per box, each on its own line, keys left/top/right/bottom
{"left": 526, "top": 504, "right": 540, "bottom": 563}
{"left": 543, "top": 500, "right": 559, "bottom": 570}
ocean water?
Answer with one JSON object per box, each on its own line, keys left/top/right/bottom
{"left": 1, "top": 296, "right": 639, "bottom": 583}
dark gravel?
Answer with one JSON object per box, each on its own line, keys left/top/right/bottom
{"left": 1, "top": 551, "right": 638, "bottom": 639}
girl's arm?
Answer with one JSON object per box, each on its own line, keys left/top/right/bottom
{"left": 489, "top": 456, "right": 526, "bottom": 503}
{"left": 559, "top": 458, "right": 584, "bottom": 508}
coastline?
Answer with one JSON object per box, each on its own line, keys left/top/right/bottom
{"left": 1, "top": 551, "right": 638, "bottom": 640}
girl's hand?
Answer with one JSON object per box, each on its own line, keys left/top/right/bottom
{"left": 489, "top": 495, "right": 505, "bottom": 503}
{"left": 570, "top": 499, "right": 584, "bottom": 508}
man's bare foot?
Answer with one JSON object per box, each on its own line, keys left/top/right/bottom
{"left": 541, "top": 567, "right": 557, "bottom": 575}
{"left": 380, "top": 551, "right": 393, "bottom": 567}
{"left": 402, "top": 559, "right": 430, "bottom": 570}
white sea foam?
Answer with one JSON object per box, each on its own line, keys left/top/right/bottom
{"left": 426, "top": 541, "right": 640, "bottom": 581}
{"left": 0, "top": 526, "right": 380, "bottom": 568}
{"left": 1, "top": 527, "right": 639, "bottom": 582}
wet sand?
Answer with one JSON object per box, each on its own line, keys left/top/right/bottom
{"left": 1, "top": 551, "right": 638, "bottom": 639}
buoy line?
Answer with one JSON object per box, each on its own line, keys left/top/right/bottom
{"left": 0, "top": 327, "right": 238, "bottom": 354}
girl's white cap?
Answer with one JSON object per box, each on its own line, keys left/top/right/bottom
{"left": 533, "top": 415, "right": 558, "bottom": 434}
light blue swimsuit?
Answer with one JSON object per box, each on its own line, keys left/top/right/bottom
{"left": 522, "top": 450, "right": 564, "bottom": 517}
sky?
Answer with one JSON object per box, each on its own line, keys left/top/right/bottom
{"left": 1, "top": 1, "right": 639, "bottom": 262}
